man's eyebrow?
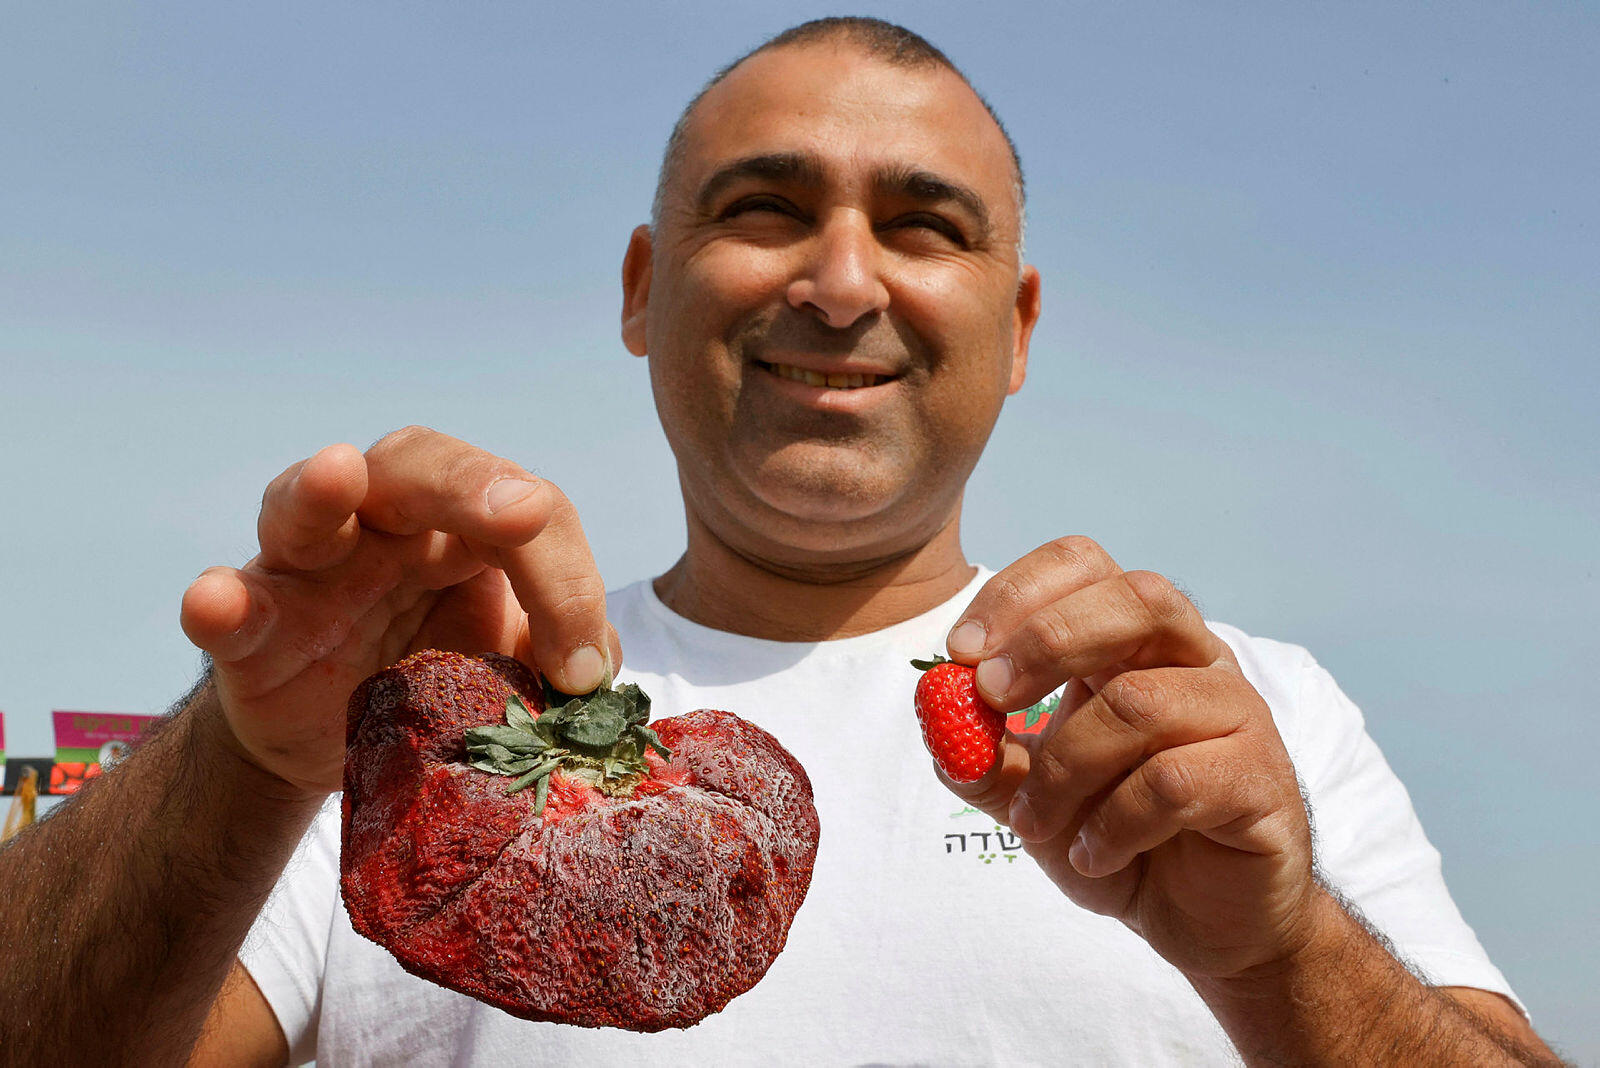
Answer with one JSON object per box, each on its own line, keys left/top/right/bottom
{"left": 874, "top": 164, "right": 990, "bottom": 233}
{"left": 695, "top": 152, "right": 825, "bottom": 214}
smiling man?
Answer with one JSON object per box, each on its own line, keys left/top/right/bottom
{"left": 623, "top": 29, "right": 1036, "bottom": 639}
{"left": 0, "top": 18, "right": 1561, "bottom": 1066}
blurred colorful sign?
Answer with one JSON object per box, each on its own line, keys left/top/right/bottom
{"left": 50, "top": 711, "right": 160, "bottom": 794}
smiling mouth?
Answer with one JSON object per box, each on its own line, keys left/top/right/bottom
{"left": 761, "top": 361, "right": 888, "bottom": 389}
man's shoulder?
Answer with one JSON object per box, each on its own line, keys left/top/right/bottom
{"left": 1201, "top": 620, "right": 1393, "bottom": 790}
{"left": 1207, "top": 620, "right": 1318, "bottom": 680}
{"left": 1203, "top": 621, "right": 1353, "bottom": 756}
{"left": 605, "top": 577, "right": 653, "bottom": 617}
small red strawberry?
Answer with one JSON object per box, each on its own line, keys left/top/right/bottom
{"left": 911, "top": 655, "right": 1005, "bottom": 783}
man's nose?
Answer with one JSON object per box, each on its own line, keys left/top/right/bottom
{"left": 786, "top": 211, "right": 889, "bottom": 329}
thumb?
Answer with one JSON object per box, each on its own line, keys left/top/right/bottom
{"left": 936, "top": 732, "right": 1032, "bottom": 826}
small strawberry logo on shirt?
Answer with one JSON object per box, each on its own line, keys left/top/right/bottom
{"left": 1008, "top": 692, "right": 1060, "bottom": 736}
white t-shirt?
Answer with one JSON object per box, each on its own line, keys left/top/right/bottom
{"left": 241, "top": 570, "right": 1518, "bottom": 1066}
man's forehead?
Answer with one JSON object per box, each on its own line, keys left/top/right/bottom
{"left": 672, "top": 42, "right": 1015, "bottom": 201}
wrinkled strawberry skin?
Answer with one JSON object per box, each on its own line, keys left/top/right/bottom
{"left": 913, "top": 661, "right": 1005, "bottom": 783}
{"left": 340, "top": 651, "right": 820, "bottom": 1032}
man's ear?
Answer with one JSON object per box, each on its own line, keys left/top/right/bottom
{"left": 621, "top": 225, "right": 653, "bottom": 357}
{"left": 1007, "top": 265, "right": 1042, "bottom": 395}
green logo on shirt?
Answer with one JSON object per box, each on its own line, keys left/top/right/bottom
{"left": 943, "top": 816, "right": 1025, "bottom": 863}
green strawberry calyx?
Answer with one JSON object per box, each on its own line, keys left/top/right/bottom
{"left": 909, "top": 654, "right": 954, "bottom": 671}
{"left": 462, "top": 679, "right": 670, "bottom": 817}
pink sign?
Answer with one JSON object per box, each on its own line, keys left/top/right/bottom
{"left": 50, "top": 711, "right": 160, "bottom": 794}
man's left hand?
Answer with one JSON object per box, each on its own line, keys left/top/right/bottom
{"left": 943, "top": 536, "right": 1318, "bottom": 983}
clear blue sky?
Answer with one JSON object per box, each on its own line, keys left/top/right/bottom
{"left": 3, "top": 2, "right": 1595, "bottom": 1058}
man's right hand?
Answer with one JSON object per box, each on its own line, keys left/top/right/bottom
{"left": 178, "top": 426, "right": 618, "bottom": 798}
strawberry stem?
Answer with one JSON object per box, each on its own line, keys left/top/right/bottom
{"left": 463, "top": 682, "right": 669, "bottom": 816}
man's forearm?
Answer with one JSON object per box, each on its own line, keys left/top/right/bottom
{"left": 0, "top": 678, "right": 325, "bottom": 1063}
{"left": 1189, "top": 884, "right": 1560, "bottom": 1066}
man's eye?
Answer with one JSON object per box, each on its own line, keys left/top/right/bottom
{"left": 720, "top": 196, "right": 798, "bottom": 220}
{"left": 886, "top": 214, "right": 966, "bottom": 246}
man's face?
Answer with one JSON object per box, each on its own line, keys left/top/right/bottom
{"left": 623, "top": 41, "right": 1040, "bottom": 567}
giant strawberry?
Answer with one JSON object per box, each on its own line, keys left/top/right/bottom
{"left": 340, "top": 649, "right": 819, "bottom": 1032}
{"left": 911, "top": 655, "right": 1005, "bottom": 783}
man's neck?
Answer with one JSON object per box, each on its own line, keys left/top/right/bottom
{"left": 652, "top": 511, "right": 976, "bottom": 642}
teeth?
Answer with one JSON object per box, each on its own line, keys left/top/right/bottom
{"left": 767, "top": 363, "right": 881, "bottom": 389}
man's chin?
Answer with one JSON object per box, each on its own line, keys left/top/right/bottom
{"left": 728, "top": 472, "right": 961, "bottom": 572}
{"left": 740, "top": 454, "right": 909, "bottom": 527}
{"left": 682, "top": 459, "right": 960, "bottom": 587}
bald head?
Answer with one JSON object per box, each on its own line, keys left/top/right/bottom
{"left": 651, "top": 18, "right": 1024, "bottom": 235}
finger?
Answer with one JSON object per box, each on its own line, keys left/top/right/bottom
{"left": 358, "top": 427, "right": 615, "bottom": 690}
{"left": 604, "top": 621, "right": 624, "bottom": 678}
{"left": 510, "top": 614, "right": 625, "bottom": 689}
{"left": 945, "top": 535, "right": 1123, "bottom": 668}
{"left": 357, "top": 426, "right": 554, "bottom": 546}
{"left": 191, "top": 529, "right": 489, "bottom": 689}
{"left": 469, "top": 483, "right": 612, "bottom": 694}
{"left": 936, "top": 728, "right": 1034, "bottom": 826}
{"left": 407, "top": 568, "right": 521, "bottom": 658}
{"left": 180, "top": 566, "right": 277, "bottom": 664}
{"left": 975, "top": 569, "right": 1224, "bottom": 709}
{"left": 257, "top": 444, "right": 368, "bottom": 571}
{"left": 1068, "top": 738, "right": 1298, "bottom": 879}
{"left": 1008, "top": 668, "right": 1250, "bottom": 843}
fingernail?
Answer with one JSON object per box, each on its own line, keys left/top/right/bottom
{"left": 947, "top": 620, "right": 986, "bottom": 658}
{"left": 1069, "top": 829, "right": 1096, "bottom": 877}
{"left": 976, "top": 654, "right": 1014, "bottom": 701}
{"left": 486, "top": 478, "right": 540, "bottom": 514}
{"left": 562, "top": 644, "right": 606, "bottom": 692}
